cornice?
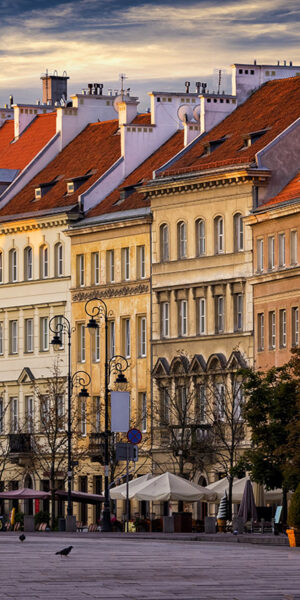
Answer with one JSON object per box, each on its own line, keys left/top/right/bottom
{"left": 0, "top": 216, "right": 69, "bottom": 235}
{"left": 139, "top": 168, "right": 271, "bottom": 198}
{"left": 72, "top": 281, "right": 149, "bottom": 302}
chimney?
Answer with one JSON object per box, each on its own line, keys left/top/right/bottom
{"left": 116, "top": 97, "right": 139, "bottom": 126}
{"left": 41, "top": 70, "right": 69, "bottom": 105}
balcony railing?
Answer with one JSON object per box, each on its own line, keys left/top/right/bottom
{"left": 9, "top": 434, "right": 32, "bottom": 454}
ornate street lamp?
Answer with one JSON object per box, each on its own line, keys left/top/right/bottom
{"left": 85, "top": 298, "right": 129, "bottom": 532}
{"left": 49, "top": 316, "right": 91, "bottom": 522}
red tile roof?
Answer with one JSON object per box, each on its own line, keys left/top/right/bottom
{"left": 88, "top": 130, "right": 184, "bottom": 217}
{"left": 159, "top": 77, "right": 300, "bottom": 177}
{"left": 0, "top": 119, "right": 121, "bottom": 218}
{"left": 0, "top": 113, "right": 56, "bottom": 170}
{"left": 131, "top": 113, "right": 152, "bottom": 126}
{"left": 0, "top": 120, "right": 15, "bottom": 154}
{"left": 261, "top": 172, "right": 300, "bottom": 208}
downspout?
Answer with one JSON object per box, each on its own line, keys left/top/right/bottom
{"left": 150, "top": 219, "right": 154, "bottom": 474}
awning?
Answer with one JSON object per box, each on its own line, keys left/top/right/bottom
{"left": 133, "top": 472, "right": 217, "bottom": 502}
{"left": 55, "top": 490, "right": 104, "bottom": 504}
{"left": 0, "top": 488, "right": 51, "bottom": 500}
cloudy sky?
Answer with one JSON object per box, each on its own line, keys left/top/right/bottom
{"left": 0, "top": 0, "right": 299, "bottom": 109}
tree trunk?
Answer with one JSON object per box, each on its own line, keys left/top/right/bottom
{"left": 282, "top": 487, "right": 288, "bottom": 525}
{"left": 50, "top": 468, "right": 56, "bottom": 530}
{"left": 228, "top": 474, "right": 233, "bottom": 521}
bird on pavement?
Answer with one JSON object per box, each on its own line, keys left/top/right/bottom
{"left": 19, "top": 534, "right": 26, "bottom": 542}
{"left": 55, "top": 545, "right": 73, "bottom": 557}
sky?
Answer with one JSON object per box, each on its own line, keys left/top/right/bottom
{"left": 0, "top": 0, "right": 299, "bottom": 110}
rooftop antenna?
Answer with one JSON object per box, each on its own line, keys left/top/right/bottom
{"left": 217, "top": 69, "right": 222, "bottom": 94}
{"left": 119, "top": 73, "right": 127, "bottom": 99}
{"left": 185, "top": 81, "right": 191, "bottom": 93}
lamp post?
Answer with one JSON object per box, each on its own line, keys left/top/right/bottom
{"left": 49, "top": 316, "right": 91, "bottom": 521}
{"left": 85, "top": 297, "right": 129, "bottom": 532}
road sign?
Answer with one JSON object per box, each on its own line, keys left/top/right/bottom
{"left": 116, "top": 442, "right": 136, "bottom": 462}
{"left": 127, "top": 428, "right": 142, "bottom": 444}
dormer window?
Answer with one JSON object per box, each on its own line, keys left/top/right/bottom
{"left": 33, "top": 179, "right": 57, "bottom": 201}
{"left": 203, "top": 136, "right": 227, "bottom": 156}
{"left": 67, "top": 182, "right": 74, "bottom": 194}
{"left": 35, "top": 188, "right": 42, "bottom": 200}
{"left": 242, "top": 129, "right": 268, "bottom": 148}
{"left": 65, "top": 171, "right": 95, "bottom": 195}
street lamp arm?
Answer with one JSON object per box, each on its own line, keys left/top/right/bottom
{"left": 85, "top": 297, "right": 108, "bottom": 324}
{"left": 108, "top": 355, "right": 130, "bottom": 378}
{"left": 49, "top": 314, "right": 71, "bottom": 337}
{"left": 71, "top": 370, "right": 91, "bottom": 391}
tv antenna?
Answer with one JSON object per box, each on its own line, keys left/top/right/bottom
{"left": 119, "top": 73, "right": 127, "bottom": 99}
{"left": 217, "top": 70, "right": 222, "bottom": 95}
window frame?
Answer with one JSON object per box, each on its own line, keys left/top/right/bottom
{"left": 161, "top": 301, "right": 170, "bottom": 338}
{"left": 269, "top": 311, "right": 276, "bottom": 349}
{"left": 257, "top": 312, "right": 264, "bottom": 351}
{"left": 279, "top": 309, "right": 287, "bottom": 348}
{"left": 292, "top": 307, "right": 299, "bottom": 347}
{"left": 25, "top": 318, "right": 34, "bottom": 353}
{"left": 179, "top": 299, "right": 188, "bottom": 336}
{"left": 160, "top": 224, "right": 169, "bottom": 262}
{"left": 40, "top": 316, "right": 49, "bottom": 352}
{"left": 24, "top": 246, "right": 33, "bottom": 281}
{"left": 196, "top": 219, "right": 205, "bottom": 256}
{"left": 10, "top": 320, "right": 18, "bottom": 354}
{"left": 178, "top": 221, "right": 187, "bottom": 259}
{"left": 278, "top": 233, "right": 286, "bottom": 268}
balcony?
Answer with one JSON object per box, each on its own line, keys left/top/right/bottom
{"left": 9, "top": 434, "right": 32, "bottom": 465}
{"left": 89, "top": 433, "right": 105, "bottom": 463}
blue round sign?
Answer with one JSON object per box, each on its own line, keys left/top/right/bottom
{"left": 127, "top": 428, "right": 142, "bottom": 444}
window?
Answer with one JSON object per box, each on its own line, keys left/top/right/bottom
{"left": 77, "top": 254, "right": 85, "bottom": 287}
{"left": 198, "top": 384, "right": 206, "bottom": 422}
{"left": 0, "top": 397, "right": 3, "bottom": 433}
{"left": 81, "top": 400, "right": 86, "bottom": 436}
{"left": 292, "top": 307, "right": 299, "bottom": 347}
{"left": 291, "top": 231, "right": 298, "bottom": 265}
{"left": 179, "top": 300, "right": 188, "bottom": 336}
{"left": 269, "top": 311, "right": 276, "bottom": 349}
{"left": 109, "top": 321, "right": 115, "bottom": 358}
{"left": 78, "top": 323, "right": 86, "bottom": 362}
{"left": 10, "top": 397, "right": 18, "bottom": 433}
{"left": 138, "top": 316, "right": 146, "bottom": 357}
{"left": 215, "top": 383, "right": 225, "bottom": 420}
{"left": 24, "top": 247, "right": 33, "bottom": 280}
{"left": 234, "top": 294, "right": 243, "bottom": 331}
{"left": 91, "top": 252, "right": 100, "bottom": 285}
{"left": 122, "top": 247, "right": 130, "bottom": 281}
{"left": 257, "top": 238, "right": 264, "bottom": 272}
{"left": 123, "top": 318, "right": 131, "bottom": 358}
{"left": 160, "top": 224, "right": 169, "bottom": 262}
{"left": 196, "top": 219, "right": 205, "bottom": 256}
{"left": 0, "top": 251, "right": 3, "bottom": 283}
{"left": 268, "top": 236, "right": 275, "bottom": 270}
{"left": 178, "top": 386, "right": 188, "bottom": 417}
{"left": 107, "top": 250, "right": 115, "bottom": 283}
{"left": 161, "top": 302, "right": 170, "bottom": 337}
{"left": 40, "top": 245, "right": 49, "bottom": 278}
{"left": 234, "top": 384, "right": 244, "bottom": 421}
{"left": 234, "top": 213, "right": 244, "bottom": 251}
{"left": 54, "top": 315, "right": 64, "bottom": 349}
{"left": 279, "top": 309, "right": 287, "bottom": 348}
{"left": 160, "top": 387, "right": 169, "bottom": 424}
{"left": 9, "top": 249, "right": 17, "bottom": 282}
{"left": 40, "top": 317, "right": 49, "bottom": 351}
{"left": 137, "top": 245, "right": 145, "bottom": 279}
{"left": 9, "top": 320, "right": 18, "bottom": 354}
{"left": 215, "top": 216, "right": 224, "bottom": 254}
{"left": 278, "top": 233, "right": 286, "bottom": 267}
{"left": 199, "top": 298, "right": 206, "bottom": 335}
{"left": 94, "top": 396, "right": 101, "bottom": 433}
{"left": 92, "top": 325, "right": 100, "bottom": 363}
{"left": 57, "top": 395, "right": 65, "bottom": 432}
{"left": 25, "top": 396, "right": 34, "bottom": 433}
{"left": 40, "top": 396, "right": 49, "bottom": 429}
{"left": 55, "top": 243, "right": 63, "bottom": 277}
{"left": 178, "top": 221, "right": 187, "bottom": 259}
{"left": 139, "top": 392, "right": 147, "bottom": 432}
{"left": 24, "top": 318, "right": 34, "bottom": 353}
{"left": 0, "top": 322, "right": 3, "bottom": 355}
{"left": 216, "top": 296, "right": 224, "bottom": 333}
{"left": 257, "top": 313, "right": 264, "bottom": 351}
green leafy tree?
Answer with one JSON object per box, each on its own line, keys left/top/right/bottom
{"left": 238, "top": 353, "right": 300, "bottom": 522}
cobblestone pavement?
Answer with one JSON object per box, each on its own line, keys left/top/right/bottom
{"left": 0, "top": 533, "right": 299, "bottom": 600}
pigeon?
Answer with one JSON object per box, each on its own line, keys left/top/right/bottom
{"left": 19, "top": 534, "right": 26, "bottom": 542}
{"left": 55, "top": 545, "right": 73, "bottom": 557}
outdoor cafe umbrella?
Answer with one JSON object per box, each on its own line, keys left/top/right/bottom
{"left": 0, "top": 487, "right": 51, "bottom": 500}
{"left": 134, "top": 472, "right": 217, "bottom": 502}
{"left": 238, "top": 479, "right": 258, "bottom": 521}
{"left": 205, "top": 476, "right": 248, "bottom": 502}
{"left": 110, "top": 473, "right": 154, "bottom": 500}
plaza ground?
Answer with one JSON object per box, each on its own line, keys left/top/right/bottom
{"left": 0, "top": 532, "right": 299, "bottom": 600}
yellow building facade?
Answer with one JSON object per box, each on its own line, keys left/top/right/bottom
{"left": 68, "top": 210, "right": 152, "bottom": 523}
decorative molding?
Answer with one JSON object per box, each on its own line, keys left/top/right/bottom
{"left": 73, "top": 283, "right": 149, "bottom": 302}
{"left": 0, "top": 217, "right": 68, "bottom": 235}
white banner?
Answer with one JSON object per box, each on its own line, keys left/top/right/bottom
{"left": 111, "top": 391, "right": 130, "bottom": 432}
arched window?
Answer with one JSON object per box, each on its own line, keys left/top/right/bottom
{"left": 160, "top": 224, "right": 169, "bottom": 262}
{"left": 234, "top": 213, "right": 244, "bottom": 251}
{"left": 196, "top": 219, "right": 205, "bottom": 256}
{"left": 177, "top": 221, "right": 187, "bottom": 259}
{"left": 9, "top": 248, "right": 18, "bottom": 282}
{"left": 214, "top": 216, "right": 224, "bottom": 254}
{"left": 40, "top": 245, "right": 49, "bottom": 279}
{"left": 0, "top": 251, "right": 3, "bottom": 284}
{"left": 54, "top": 242, "right": 63, "bottom": 277}
{"left": 24, "top": 246, "right": 33, "bottom": 281}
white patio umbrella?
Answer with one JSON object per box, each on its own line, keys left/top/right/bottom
{"left": 134, "top": 472, "right": 217, "bottom": 502}
{"left": 206, "top": 477, "right": 248, "bottom": 502}
{"left": 110, "top": 473, "right": 154, "bottom": 500}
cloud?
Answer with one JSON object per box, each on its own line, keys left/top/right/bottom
{"left": 0, "top": 0, "right": 299, "bottom": 107}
